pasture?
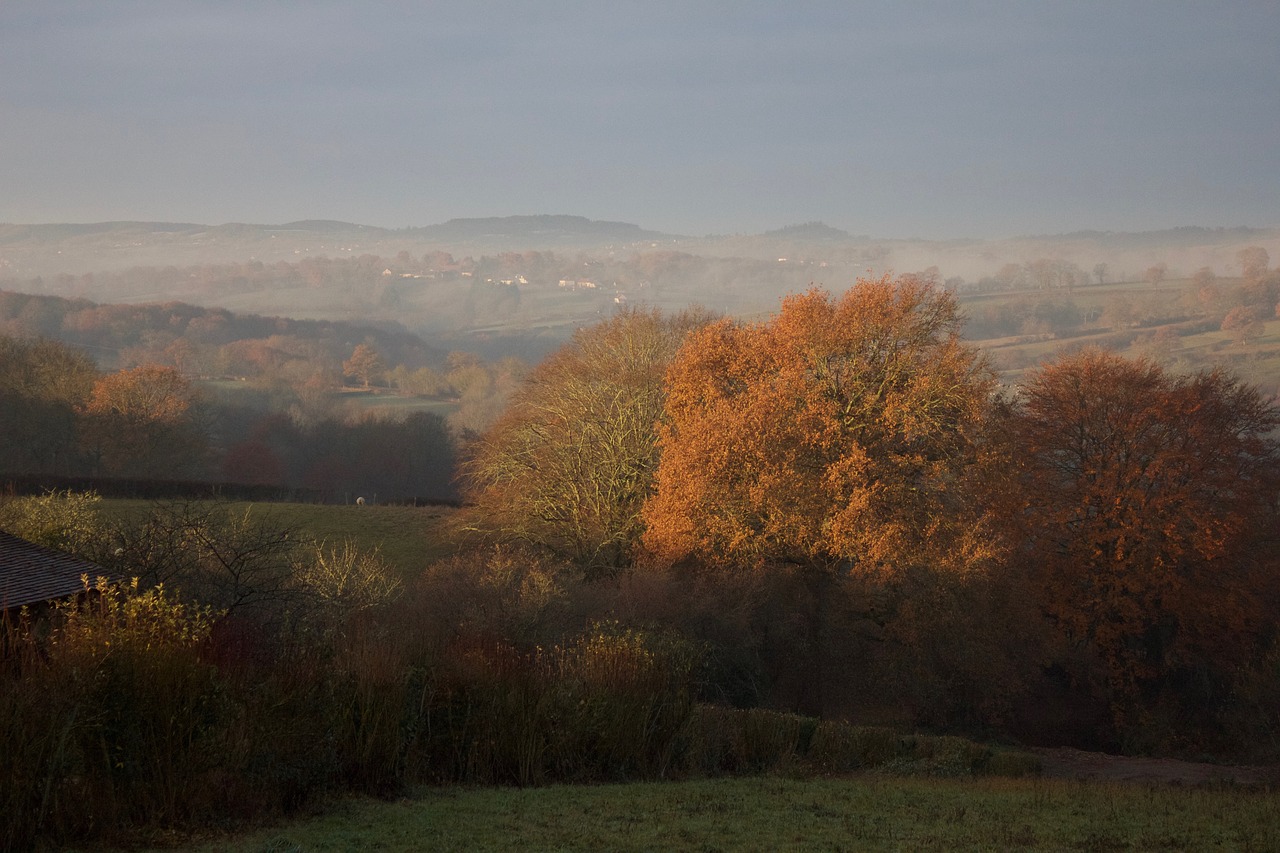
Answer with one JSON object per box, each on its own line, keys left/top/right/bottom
{"left": 101, "top": 499, "right": 458, "bottom": 579}
{"left": 154, "top": 775, "right": 1280, "bottom": 852}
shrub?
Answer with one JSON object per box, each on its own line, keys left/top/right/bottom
{"left": 553, "top": 621, "right": 700, "bottom": 781}
{"left": 808, "top": 723, "right": 902, "bottom": 772}
{"left": 0, "top": 488, "right": 107, "bottom": 557}
{"left": 296, "top": 539, "right": 402, "bottom": 623}
{"left": 1, "top": 578, "right": 231, "bottom": 848}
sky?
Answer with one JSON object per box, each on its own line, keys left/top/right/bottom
{"left": 2, "top": 1, "right": 1279, "bottom": 238}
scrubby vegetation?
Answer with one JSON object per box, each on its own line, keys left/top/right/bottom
{"left": 0, "top": 513, "right": 1041, "bottom": 849}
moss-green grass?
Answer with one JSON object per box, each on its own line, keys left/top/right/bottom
{"left": 150, "top": 775, "right": 1280, "bottom": 852}
{"left": 101, "top": 500, "right": 458, "bottom": 579}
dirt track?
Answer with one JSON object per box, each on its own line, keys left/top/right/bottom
{"left": 1033, "top": 747, "right": 1280, "bottom": 786}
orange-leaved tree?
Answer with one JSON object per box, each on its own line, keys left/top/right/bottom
{"left": 80, "top": 364, "right": 206, "bottom": 478}
{"left": 459, "top": 307, "right": 714, "bottom": 576}
{"left": 642, "top": 275, "right": 999, "bottom": 578}
{"left": 639, "top": 277, "right": 1006, "bottom": 717}
{"left": 1006, "top": 348, "right": 1280, "bottom": 739}
{"left": 343, "top": 343, "right": 384, "bottom": 389}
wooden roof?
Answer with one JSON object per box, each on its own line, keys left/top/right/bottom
{"left": 0, "top": 530, "right": 111, "bottom": 610}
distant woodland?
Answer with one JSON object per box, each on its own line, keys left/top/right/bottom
{"left": 3, "top": 232, "right": 1280, "bottom": 499}
{"left": 0, "top": 291, "right": 495, "bottom": 501}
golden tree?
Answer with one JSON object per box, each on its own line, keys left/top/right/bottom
{"left": 638, "top": 277, "right": 1005, "bottom": 717}
{"left": 459, "top": 307, "right": 713, "bottom": 575}
{"left": 343, "top": 343, "right": 384, "bottom": 389}
{"left": 642, "top": 276, "right": 998, "bottom": 578}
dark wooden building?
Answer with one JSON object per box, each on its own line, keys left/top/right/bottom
{"left": 0, "top": 530, "right": 114, "bottom": 613}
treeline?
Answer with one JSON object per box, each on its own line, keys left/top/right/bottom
{"left": 0, "top": 288, "right": 443, "bottom": 377}
{"left": 0, "top": 336, "right": 457, "bottom": 502}
{"left": 4, "top": 249, "right": 821, "bottom": 301}
{"left": 460, "top": 277, "right": 1280, "bottom": 756}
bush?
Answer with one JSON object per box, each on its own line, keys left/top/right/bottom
{"left": 0, "top": 488, "right": 107, "bottom": 558}
{"left": 981, "top": 750, "right": 1043, "bottom": 778}
{"left": 808, "top": 723, "right": 901, "bottom": 772}
{"left": 554, "top": 622, "right": 700, "bottom": 780}
{"left": 2, "top": 579, "right": 231, "bottom": 848}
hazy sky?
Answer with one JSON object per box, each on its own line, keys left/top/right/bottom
{"left": 3, "top": 2, "right": 1278, "bottom": 238}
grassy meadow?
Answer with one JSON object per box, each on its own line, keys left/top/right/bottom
{"left": 99, "top": 499, "right": 458, "bottom": 579}
{"left": 153, "top": 775, "right": 1280, "bottom": 852}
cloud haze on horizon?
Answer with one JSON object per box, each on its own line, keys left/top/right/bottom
{"left": 2, "top": 1, "right": 1278, "bottom": 239}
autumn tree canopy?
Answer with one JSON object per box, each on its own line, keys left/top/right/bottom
{"left": 642, "top": 276, "right": 998, "bottom": 577}
{"left": 1005, "top": 348, "right": 1280, "bottom": 727}
{"left": 81, "top": 364, "right": 206, "bottom": 478}
{"left": 459, "top": 307, "right": 714, "bottom": 575}
{"left": 343, "top": 343, "right": 384, "bottom": 389}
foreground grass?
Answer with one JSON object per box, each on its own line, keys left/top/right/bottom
{"left": 157, "top": 775, "right": 1279, "bottom": 852}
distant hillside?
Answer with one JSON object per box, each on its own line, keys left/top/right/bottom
{"left": 0, "top": 216, "right": 685, "bottom": 276}
{"left": 1022, "top": 226, "right": 1277, "bottom": 249}
{"left": 0, "top": 288, "right": 446, "bottom": 372}
{"left": 406, "top": 215, "right": 677, "bottom": 244}
{"left": 0, "top": 215, "right": 679, "bottom": 248}
{"left": 761, "top": 221, "right": 853, "bottom": 241}
{"left": 0, "top": 221, "right": 207, "bottom": 246}
{"left": 2, "top": 217, "right": 1277, "bottom": 295}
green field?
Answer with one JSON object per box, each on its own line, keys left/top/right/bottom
{"left": 102, "top": 500, "right": 458, "bottom": 579}
{"left": 150, "top": 775, "right": 1280, "bottom": 852}
{"left": 332, "top": 387, "right": 459, "bottom": 417}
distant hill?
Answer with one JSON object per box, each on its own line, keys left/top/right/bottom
{"left": 761, "top": 222, "right": 853, "bottom": 241}
{"left": 1022, "top": 226, "right": 1276, "bottom": 249}
{"left": 0, "top": 221, "right": 206, "bottom": 246}
{"left": 0, "top": 215, "right": 678, "bottom": 246}
{"left": 0, "top": 216, "right": 684, "bottom": 275}
{"left": 405, "top": 215, "right": 677, "bottom": 244}
{"left": 2, "top": 217, "right": 1277, "bottom": 288}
